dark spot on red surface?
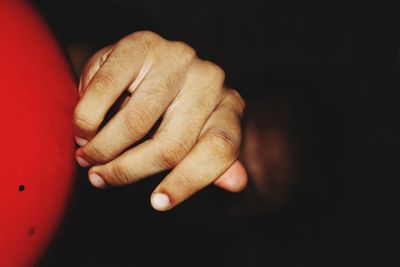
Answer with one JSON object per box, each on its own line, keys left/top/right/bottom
{"left": 28, "top": 227, "right": 36, "bottom": 236}
{"left": 18, "top": 185, "right": 25, "bottom": 192}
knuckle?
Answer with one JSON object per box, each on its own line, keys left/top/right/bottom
{"left": 105, "top": 53, "right": 128, "bottom": 72}
{"left": 134, "top": 30, "right": 160, "bottom": 41}
{"left": 110, "top": 163, "right": 131, "bottom": 185}
{"left": 156, "top": 139, "right": 190, "bottom": 169}
{"left": 205, "top": 129, "right": 240, "bottom": 157}
{"left": 123, "top": 104, "right": 152, "bottom": 139}
{"left": 171, "top": 41, "right": 196, "bottom": 63}
{"left": 117, "top": 31, "right": 160, "bottom": 57}
{"left": 144, "top": 80, "right": 170, "bottom": 97}
{"left": 73, "top": 108, "right": 97, "bottom": 133}
{"left": 127, "top": 31, "right": 160, "bottom": 47}
{"left": 175, "top": 168, "right": 196, "bottom": 192}
{"left": 201, "top": 61, "right": 225, "bottom": 85}
{"left": 227, "top": 89, "right": 246, "bottom": 114}
{"left": 86, "top": 142, "right": 110, "bottom": 162}
{"left": 92, "top": 73, "right": 117, "bottom": 93}
{"left": 115, "top": 39, "right": 143, "bottom": 60}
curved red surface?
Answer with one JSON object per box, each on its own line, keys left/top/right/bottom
{"left": 0, "top": 1, "right": 78, "bottom": 266}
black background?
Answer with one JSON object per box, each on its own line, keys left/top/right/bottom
{"left": 33, "top": 1, "right": 399, "bottom": 266}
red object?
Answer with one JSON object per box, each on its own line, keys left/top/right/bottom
{"left": 0, "top": 1, "right": 78, "bottom": 266}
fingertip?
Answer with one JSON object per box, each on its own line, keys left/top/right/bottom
{"left": 76, "top": 156, "right": 90, "bottom": 168}
{"left": 88, "top": 172, "right": 107, "bottom": 189}
{"left": 150, "top": 192, "right": 171, "bottom": 211}
{"left": 214, "top": 160, "right": 248, "bottom": 193}
{"left": 74, "top": 136, "right": 88, "bottom": 146}
{"left": 75, "top": 149, "right": 92, "bottom": 167}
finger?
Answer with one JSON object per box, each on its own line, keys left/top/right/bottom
{"left": 213, "top": 160, "right": 248, "bottom": 192}
{"left": 73, "top": 32, "right": 156, "bottom": 143}
{"left": 76, "top": 46, "right": 114, "bottom": 148}
{"left": 77, "top": 61, "right": 189, "bottom": 166}
{"left": 78, "top": 45, "right": 113, "bottom": 98}
{"left": 86, "top": 61, "right": 224, "bottom": 184}
{"left": 150, "top": 90, "right": 245, "bottom": 211}
{"left": 77, "top": 48, "right": 198, "bottom": 166}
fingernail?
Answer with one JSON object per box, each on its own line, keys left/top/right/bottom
{"left": 89, "top": 173, "right": 106, "bottom": 189}
{"left": 150, "top": 193, "right": 170, "bottom": 211}
{"left": 76, "top": 156, "right": 91, "bottom": 167}
{"left": 74, "top": 136, "right": 88, "bottom": 146}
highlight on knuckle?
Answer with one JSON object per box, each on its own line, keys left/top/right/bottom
{"left": 125, "top": 31, "right": 160, "bottom": 49}
{"left": 135, "top": 30, "right": 160, "bottom": 41}
{"left": 201, "top": 61, "right": 225, "bottom": 86}
{"left": 227, "top": 89, "right": 246, "bottom": 114}
{"left": 171, "top": 41, "right": 196, "bottom": 63}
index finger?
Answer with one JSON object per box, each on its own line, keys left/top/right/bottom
{"left": 73, "top": 32, "right": 157, "bottom": 143}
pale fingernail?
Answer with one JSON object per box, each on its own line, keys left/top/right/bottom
{"left": 76, "top": 156, "right": 90, "bottom": 167}
{"left": 150, "top": 193, "right": 170, "bottom": 211}
{"left": 89, "top": 173, "right": 106, "bottom": 189}
{"left": 74, "top": 136, "right": 88, "bottom": 146}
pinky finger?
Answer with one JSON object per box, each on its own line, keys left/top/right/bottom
{"left": 78, "top": 45, "right": 113, "bottom": 97}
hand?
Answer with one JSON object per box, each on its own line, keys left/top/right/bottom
{"left": 73, "top": 31, "right": 247, "bottom": 211}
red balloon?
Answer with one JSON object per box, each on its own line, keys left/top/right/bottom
{"left": 0, "top": 1, "right": 78, "bottom": 266}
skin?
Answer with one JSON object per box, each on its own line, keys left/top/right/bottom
{"left": 73, "top": 31, "right": 248, "bottom": 211}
